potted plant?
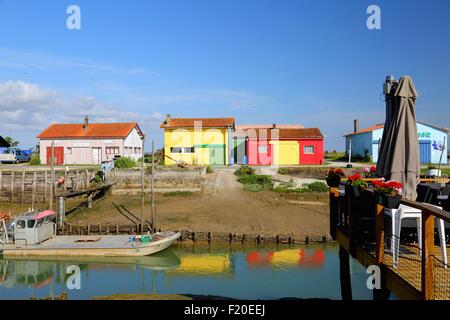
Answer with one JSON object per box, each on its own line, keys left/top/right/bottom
{"left": 345, "top": 173, "right": 367, "bottom": 198}
{"left": 325, "top": 168, "right": 345, "bottom": 187}
{"left": 372, "top": 179, "right": 403, "bottom": 209}
{"left": 427, "top": 164, "right": 441, "bottom": 177}
{"left": 363, "top": 165, "right": 378, "bottom": 178}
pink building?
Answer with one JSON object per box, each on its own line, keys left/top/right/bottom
{"left": 37, "top": 116, "right": 144, "bottom": 165}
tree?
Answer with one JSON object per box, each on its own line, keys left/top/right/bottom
{"left": 4, "top": 136, "right": 19, "bottom": 148}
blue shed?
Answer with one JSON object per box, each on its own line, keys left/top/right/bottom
{"left": 344, "top": 121, "right": 449, "bottom": 164}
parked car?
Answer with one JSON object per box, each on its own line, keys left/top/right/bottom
{"left": 0, "top": 148, "right": 31, "bottom": 164}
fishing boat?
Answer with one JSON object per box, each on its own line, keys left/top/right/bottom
{"left": 0, "top": 210, "right": 180, "bottom": 258}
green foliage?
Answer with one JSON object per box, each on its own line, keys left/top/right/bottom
{"left": 162, "top": 191, "right": 193, "bottom": 197}
{"left": 206, "top": 165, "right": 213, "bottom": 174}
{"left": 234, "top": 165, "right": 255, "bottom": 177}
{"left": 243, "top": 184, "right": 263, "bottom": 192}
{"left": 274, "top": 181, "right": 329, "bottom": 193}
{"left": 29, "top": 154, "right": 41, "bottom": 165}
{"left": 427, "top": 164, "right": 437, "bottom": 170}
{"left": 94, "top": 171, "right": 104, "bottom": 183}
{"left": 114, "top": 157, "right": 137, "bottom": 169}
{"left": 4, "top": 136, "right": 19, "bottom": 147}
{"left": 277, "top": 168, "right": 289, "bottom": 175}
{"left": 237, "top": 174, "right": 272, "bottom": 187}
{"left": 306, "top": 181, "right": 329, "bottom": 192}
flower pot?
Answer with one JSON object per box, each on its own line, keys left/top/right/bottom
{"left": 345, "top": 185, "right": 363, "bottom": 198}
{"left": 326, "top": 176, "right": 341, "bottom": 188}
{"left": 427, "top": 169, "right": 441, "bottom": 177}
{"left": 374, "top": 192, "right": 402, "bottom": 209}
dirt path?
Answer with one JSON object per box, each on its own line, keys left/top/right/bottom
{"left": 63, "top": 169, "right": 329, "bottom": 238}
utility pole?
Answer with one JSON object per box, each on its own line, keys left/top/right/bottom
{"left": 140, "top": 135, "right": 145, "bottom": 234}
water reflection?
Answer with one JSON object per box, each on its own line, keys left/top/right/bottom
{"left": 0, "top": 244, "right": 376, "bottom": 300}
{"left": 246, "top": 248, "right": 325, "bottom": 270}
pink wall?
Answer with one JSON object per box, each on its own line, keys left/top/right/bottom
{"left": 247, "top": 139, "right": 273, "bottom": 165}
{"left": 39, "top": 139, "right": 124, "bottom": 165}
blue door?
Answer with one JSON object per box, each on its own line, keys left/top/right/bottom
{"left": 419, "top": 140, "right": 431, "bottom": 164}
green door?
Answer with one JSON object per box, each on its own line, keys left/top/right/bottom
{"left": 209, "top": 147, "right": 225, "bottom": 165}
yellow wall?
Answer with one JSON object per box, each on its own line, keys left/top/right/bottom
{"left": 270, "top": 141, "right": 300, "bottom": 165}
{"left": 164, "top": 128, "right": 229, "bottom": 165}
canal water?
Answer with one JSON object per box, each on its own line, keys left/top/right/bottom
{"left": 0, "top": 243, "right": 393, "bottom": 300}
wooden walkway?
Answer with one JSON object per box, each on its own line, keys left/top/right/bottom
{"left": 330, "top": 187, "right": 450, "bottom": 300}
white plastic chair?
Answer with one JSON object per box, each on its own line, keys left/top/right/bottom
{"left": 384, "top": 204, "right": 447, "bottom": 269}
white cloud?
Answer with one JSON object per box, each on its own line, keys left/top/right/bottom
{"left": 0, "top": 80, "right": 164, "bottom": 132}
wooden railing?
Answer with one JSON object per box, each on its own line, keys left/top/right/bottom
{"left": 330, "top": 185, "right": 450, "bottom": 300}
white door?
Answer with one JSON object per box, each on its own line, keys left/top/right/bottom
{"left": 92, "top": 148, "right": 102, "bottom": 164}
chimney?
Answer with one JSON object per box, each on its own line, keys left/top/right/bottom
{"left": 354, "top": 119, "right": 360, "bottom": 133}
{"left": 83, "top": 115, "right": 89, "bottom": 133}
{"left": 165, "top": 114, "right": 171, "bottom": 126}
{"left": 272, "top": 124, "right": 277, "bottom": 129}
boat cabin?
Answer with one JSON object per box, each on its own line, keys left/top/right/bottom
{"left": 8, "top": 211, "right": 56, "bottom": 246}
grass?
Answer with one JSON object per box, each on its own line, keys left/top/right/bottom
{"left": 243, "top": 184, "right": 263, "bottom": 192}
{"left": 234, "top": 165, "right": 255, "bottom": 177}
{"left": 114, "top": 157, "right": 137, "bottom": 169}
{"left": 277, "top": 168, "right": 289, "bottom": 175}
{"left": 420, "top": 167, "right": 450, "bottom": 176}
{"left": 324, "top": 151, "right": 345, "bottom": 161}
{"left": 274, "top": 181, "right": 329, "bottom": 193}
{"left": 162, "top": 191, "right": 194, "bottom": 197}
{"left": 206, "top": 165, "right": 213, "bottom": 174}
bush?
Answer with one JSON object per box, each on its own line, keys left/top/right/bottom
{"left": 206, "top": 165, "right": 213, "bottom": 174}
{"left": 278, "top": 168, "right": 289, "bottom": 175}
{"left": 29, "top": 154, "right": 41, "bottom": 165}
{"left": 238, "top": 174, "right": 272, "bottom": 187}
{"left": 306, "top": 181, "right": 329, "bottom": 192}
{"left": 114, "top": 157, "right": 137, "bottom": 169}
{"left": 234, "top": 165, "right": 255, "bottom": 177}
{"left": 243, "top": 184, "right": 263, "bottom": 192}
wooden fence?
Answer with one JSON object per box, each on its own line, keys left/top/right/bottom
{"left": 0, "top": 169, "right": 98, "bottom": 205}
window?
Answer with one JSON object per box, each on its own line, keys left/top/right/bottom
{"left": 66, "top": 147, "right": 72, "bottom": 155}
{"left": 16, "top": 220, "right": 26, "bottom": 229}
{"left": 27, "top": 220, "right": 36, "bottom": 229}
{"left": 106, "top": 147, "right": 120, "bottom": 155}
{"left": 171, "top": 147, "right": 183, "bottom": 153}
{"left": 258, "top": 145, "right": 268, "bottom": 153}
{"left": 304, "top": 146, "right": 315, "bottom": 154}
{"left": 171, "top": 147, "right": 194, "bottom": 154}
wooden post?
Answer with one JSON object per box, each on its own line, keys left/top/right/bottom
{"left": 347, "top": 191, "right": 358, "bottom": 257}
{"left": 329, "top": 188, "right": 340, "bottom": 240}
{"left": 76, "top": 171, "right": 80, "bottom": 191}
{"left": 10, "top": 171, "right": 14, "bottom": 204}
{"left": 421, "top": 212, "right": 435, "bottom": 300}
{"left": 85, "top": 170, "right": 89, "bottom": 189}
{"left": 339, "top": 246, "right": 353, "bottom": 300}
{"left": 21, "top": 170, "right": 25, "bottom": 205}
{"left": 32, "top": 172, "right": 37, "bottom": 210}
{"left": 151, "top": 140, "right": 155, "bottom": 232}
{"left": 43, "top": 171, "right": 47, "bottom": 204}
{"left": 0, "top": 170, "right": 2, "bottom": 199}
{"left": 375, "top": 203, "right": 385, "bottom": 264}
{"left": 50, "top": 141, "right": 55, "bottom": 210}
{"left": 140, "top": 135, "right": 145, "bottom": 234}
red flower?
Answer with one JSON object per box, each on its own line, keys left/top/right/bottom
{"left": 348, "top": 173, "right": 362, "bottom": 181}
{"left": 370, "top": 166, "right": 377, "bottom": 172}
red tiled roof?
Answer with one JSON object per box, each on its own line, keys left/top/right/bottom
{"left": 246, "top": 128, "right": 324, "bottom": 140}
{"left": 344, "top": 124, "right": 384, "bottom": 137}
{"left": 37, "top": 123, "right": 142, "bottom": 139}
{"left": 161, "top": 117, "right": 235, "bottom": 129}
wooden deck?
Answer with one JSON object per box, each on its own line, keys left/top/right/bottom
{"left": 330, "top": 187, "right": 450, "bottom": 300}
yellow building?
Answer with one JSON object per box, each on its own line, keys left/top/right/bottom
{"left": 161, "top": 115, "right": 235, "bottom": 166}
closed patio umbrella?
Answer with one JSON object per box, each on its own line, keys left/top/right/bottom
{"left": 376, "top": 76, "right": 420, "bottom": 200}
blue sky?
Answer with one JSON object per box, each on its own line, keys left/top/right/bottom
{"left": 0, "top": 0, "right": 449, "bottom": 150}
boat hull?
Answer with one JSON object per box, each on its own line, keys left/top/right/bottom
{"left": 1, "top": 232, "right": 181, "bottom": 258}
